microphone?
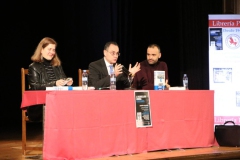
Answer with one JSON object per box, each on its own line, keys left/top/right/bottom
{"left": 121, "top": 65, "right": 131, "bottom": 76}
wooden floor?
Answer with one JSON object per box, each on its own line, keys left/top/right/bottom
{"left": 1, "top": 122, "right": 240, "bottom": 160}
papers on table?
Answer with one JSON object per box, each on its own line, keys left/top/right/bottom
{"left": 169, "top": 86, "right": 186, "bottom": 90}
{"left": 46, "top": 86, "right": 95, "bottom": 90}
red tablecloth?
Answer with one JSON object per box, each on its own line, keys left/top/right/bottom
{"left": 21, "top": 91, "right": 50, "bottom": 108}
{"left": 33, "top": 90, "right": 214, "bottom": 160}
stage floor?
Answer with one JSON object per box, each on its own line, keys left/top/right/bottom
{"left": 1, "top": 122, "right": 240, "bottom": 160}
{"left": 93, "top": 147, "right": 240, "bottom": 160}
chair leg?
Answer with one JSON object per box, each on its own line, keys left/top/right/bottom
{"left": 22, "top": 110, "right": 27, "bottom": 155}
{"left": 43, "top": 105, "right": 45, "bottom": 132}
{"left": 22, "top": 109, "right": 43, "bottom": 155}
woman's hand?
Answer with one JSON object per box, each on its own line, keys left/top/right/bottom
{"left": 55, "top": 78, "right": 73, "bottom": 86}
{"left": 66, "top": 78, "right": 73, "bottom": 86}
{"left": 56, "top": 79, "right": 66, "bottom": 86}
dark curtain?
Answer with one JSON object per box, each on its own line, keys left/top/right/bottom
{"left": 1, "top": 0, "right": 223, "bottom": 127}
{"left": 177, "top": 1, "right": 223, "bottom": 90}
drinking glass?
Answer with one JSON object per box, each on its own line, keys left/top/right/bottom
{"left": 125, "top": 75, "right": 135, "bottom": 90}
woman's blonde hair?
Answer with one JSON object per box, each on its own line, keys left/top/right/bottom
{"left": 31, "top": 37, "right": 61, "bottom": 66}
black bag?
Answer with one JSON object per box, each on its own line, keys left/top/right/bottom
{"left": 215, "top": 121, "right": 240, "bottom": 147}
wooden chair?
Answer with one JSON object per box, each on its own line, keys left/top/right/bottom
{"left": 21, "top": 68, "right": 42, "bottom": 155}
{"left": 78, "top": 69, "right": 89, "bottom": 86}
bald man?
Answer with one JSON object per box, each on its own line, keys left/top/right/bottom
{"left": 132, "top": 44, "right": 170, "bottom": 90}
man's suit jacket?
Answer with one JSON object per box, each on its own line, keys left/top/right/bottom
{"left": 88, "top": 58, "right": 130, "bottom": 90}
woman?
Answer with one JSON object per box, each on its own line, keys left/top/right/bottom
{"left": 27, "top": 37, "right": 73, "bottom": 121}
{"left": 28, "top": 37, "right": 73, "bottom": 89}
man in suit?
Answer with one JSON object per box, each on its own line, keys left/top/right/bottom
{"left": 88, "top": 41, "right": 140, "bottom": 90}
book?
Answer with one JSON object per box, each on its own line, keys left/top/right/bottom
{"left": 154, "top": 71, "right": 165, "bottom": 90}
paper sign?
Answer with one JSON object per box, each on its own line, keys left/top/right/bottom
{"left": 134, "top": 91, "right": 152, "bottom": 128}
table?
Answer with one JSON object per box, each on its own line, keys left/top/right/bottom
{"left": 21, "top": 91, "right": 50, "bottom": 108}
{"left": 21, "top": 90, "right": 215, "bottom": 159}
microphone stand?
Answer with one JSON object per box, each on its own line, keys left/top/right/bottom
{"left": 122, "top": 65, "right": 135, "bottom": 90}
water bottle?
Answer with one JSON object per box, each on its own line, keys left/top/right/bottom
{"left": 183, "top": 74, "right": 188, "bottom": 90}
{"left": 82, "top": 70, "right": 88, "bottom": 90}
{"left": 110, "top": 68, "right": 116, "bottom": 90}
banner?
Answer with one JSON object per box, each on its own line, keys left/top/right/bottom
{"left": 209, "top": 14, "right": 240, "bottom": 125}
{"left": 134, "top": 91, "right": 152, "bottom": 127}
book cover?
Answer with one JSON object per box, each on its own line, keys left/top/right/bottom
{"left": 154, "top": 71, "right": 165, "bottom": 90}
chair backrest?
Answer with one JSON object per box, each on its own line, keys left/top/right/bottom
{"left": 21, "top": 68, "right": 28, "bottom": 95}
{"left": 78, "top": 69, "right": 89, "bottom": 86}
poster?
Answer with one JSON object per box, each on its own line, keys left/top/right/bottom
{"left": 134, "top": 91, "right": 152, "bottom": 128}
{"left": 209, "top": 14, "right": 240, "bottom": 125}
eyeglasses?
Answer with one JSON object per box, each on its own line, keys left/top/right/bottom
{"left": 107, "top": 50, "right": 120, "bottom": 56}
